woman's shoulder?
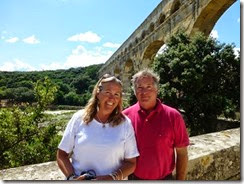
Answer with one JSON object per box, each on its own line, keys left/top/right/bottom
{"left": 72, "top": 109, "right": 85, "bottom": 118}
{"left": 122, "top": 114, "right": 133, "bottom": 127}
{"left": 68, "top": 109, "right": 85, "bottom": 126}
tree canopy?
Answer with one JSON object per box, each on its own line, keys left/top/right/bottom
{"left": 0, "top": 64, "right": 102, "bottom": 107}
{"left": 152, "top": 31, "right": 240, "bottom": 135}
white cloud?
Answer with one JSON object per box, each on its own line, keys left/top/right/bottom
{"left": 0, "top": 59, "right": 36, "bottom": 71}
{"left": 210, "top": 29, "right": 219, "bottom": 39}
{"left": 237, "top": 18, "right": 240, "bottom": 23}
{"left": 6, "top": 37, "right": 19, "bottom": 43}
{"left": 67, "top": 31, "right": 101, "bottom": 43}
{"left": 23, "top": 35, "right": 40, "bottom": 44}
{"left": 40, "top": 62, "right": 65, "bottom": 71}
{"left": 1, "top": 30, "right": 7, "bottom": 40}
{"left": 103, "top": 42, "right": 121, "bottom": 48}
{"left": 64, "top": 45, "right": 113, "bottom": 68}
{"left": 0, "top": 43, "right": 115, "bottom": 71}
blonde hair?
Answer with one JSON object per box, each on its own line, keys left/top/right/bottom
{"left": 82, "top": 74, "right": 125, "bottom": 127}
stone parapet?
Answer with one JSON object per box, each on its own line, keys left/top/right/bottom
{"left": 0, "top": 128, "right": 240, "bottom": 180}
{"left": 184, "top": 128, "right": 240, "bottom": 180}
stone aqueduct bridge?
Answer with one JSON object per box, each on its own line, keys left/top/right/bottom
{"left": 99, "top": 0, "right": 237, "bottom": 89}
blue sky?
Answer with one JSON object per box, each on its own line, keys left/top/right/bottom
{"left": 0, "top": 0, "right": 241, "bottom": 71}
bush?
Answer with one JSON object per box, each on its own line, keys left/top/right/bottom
{"left": 152, "top": 31, "right": 240, "bottom": 136}
{"left": 0, "top": 77, "right": 62, "bottom": 169}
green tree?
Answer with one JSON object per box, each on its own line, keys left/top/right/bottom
{"left": 64, "top": 91, "right": 82, "bottom": 106}
{"left": 152, "top": 31, "right": 240, "bottom": 136}
{"left": 0, "top": 77, "right": 61, "bottom": 169}
{"left": 71, "top": 74, "right": 92, "bottom": 94}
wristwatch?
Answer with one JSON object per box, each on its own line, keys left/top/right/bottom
{"left": 66, "top": 173, "right": 76, "bottom": 180}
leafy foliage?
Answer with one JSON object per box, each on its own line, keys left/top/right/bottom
{"left": 0, "top": 64, "right": 102, "bottom": 107}
{"left": 0, "top": 77, "right": 62, "bottom": 169}
{"left": 152, "top": 31, "right": 240, "bottom": 136}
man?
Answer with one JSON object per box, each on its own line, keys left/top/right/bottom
{"left": 123, "top": 69, "right": 189, "bottom": 180}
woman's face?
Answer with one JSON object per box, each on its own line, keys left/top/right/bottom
{"left": 97, "top": 81, "right": 122, "bottom": 115}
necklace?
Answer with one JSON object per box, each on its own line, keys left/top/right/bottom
{"left": 96, "top": 114, "right": 108, "bottom": 128}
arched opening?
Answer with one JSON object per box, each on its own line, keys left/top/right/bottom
{"left": 170, "top": 0, "right": 181, "bottom": 15}
{"left": 141, "top": 30, "right": 146, "bottom": 41}
{"left": 156, "top": 44, "right": 167, "bottom": 57}
{"left": 114, "top": 67, "right": 120, "bottom": 78}
{"left": 190, "top": 0, "right": 237, "bottom": 37}
{"left": 142, "top": 40, "right": 164, "bottom": 61}
{"left": 124, "top": 59, "right": 133, "bottom": 73}
{"left": 158, "top": 13, "right": 166, "bottom": 25}
{"left": 134, "top": 37, "right": 139, "bottom": 46}
{"left": 149, "top": 22, "right": 155, "bottom": 33}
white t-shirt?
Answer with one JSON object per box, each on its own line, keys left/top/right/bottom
{"left": 58, "top": 110, "right": 139, "bottom": 176}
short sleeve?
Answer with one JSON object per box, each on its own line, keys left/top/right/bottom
{"left": 124, "top": 116, "right": 140, "bottom": 159}
{"left": 58, "top": 111, "right": 81, "bottom": 154}
{"left": 174, "top": 113, "right": 189, "bottom": 148}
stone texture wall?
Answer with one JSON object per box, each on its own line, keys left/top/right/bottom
{"left": 184, "top": 128, "right": 240, "bottom": 180}
{"left": 99, "top": 0, "right": 237, "bottom": 88}
{"left": 0, "top": 128, "right": 240, "bottom": 180}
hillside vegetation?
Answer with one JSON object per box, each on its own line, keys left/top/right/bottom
{"left": 0, "top": 64, "right": 102, "bottom": 107}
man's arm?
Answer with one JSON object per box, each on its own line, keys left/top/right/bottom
{"left": 175, "top": 147, "right": 188, "bottom": 180}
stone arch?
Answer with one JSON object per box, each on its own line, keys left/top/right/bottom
{"left": 114, "top": 67, "right": 120, "bottom": 78}
{"left": 170, "top": 0, "right": 181, "bottom": 15}
{"left": 140, "top": 30, "right": 147, "bottom": 41}
{"left": 149, "top": 22, "right": 155, "bottom": 33}
{"left": 157, "top": 13, "right": 166, "bottom": 26}
{"left": 190, "top": 0, "right": 235, "bottom": 36}
{"left": 141, "top": 40, "right": 165, "bottom": 61}
{"left": 124, "top": 59, "right": 134, "bottom": 73}
{"left": 99, "top": 0, "right": 237, "bottom": 84}
{"left": 134, "top": 37, "right": 139, "bottom": 46}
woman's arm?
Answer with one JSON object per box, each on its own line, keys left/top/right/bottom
{"left": 95, "top": 157, "right": 137, "bottom": 180}
{"left": 56, "top": 148, "right": 75, "bottom": 178}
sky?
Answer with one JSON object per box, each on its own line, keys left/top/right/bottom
{"left": 0, "top": 0, "right": 241, "bottom": 72}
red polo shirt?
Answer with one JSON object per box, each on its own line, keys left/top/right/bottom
{"left": 123, "top": 99, "right": 189, "bottom": 180}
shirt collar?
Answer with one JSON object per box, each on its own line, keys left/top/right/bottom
{"left": 136, "top": 98, "right": 162, "bottom": 113}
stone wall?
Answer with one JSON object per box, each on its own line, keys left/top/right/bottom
{"left": 0, "top": 128, "right": 240, "bottom": 180}
{"left": 99, "top": 0, "right": 237, "bottom": 89}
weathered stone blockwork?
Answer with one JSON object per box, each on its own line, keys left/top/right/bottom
{"left": 185, "top": 128, "right": 240, "bottom": 180}
{"left": 99, "top": 0, "right": 237, "bottom": 91}
{"left": 0, "top": 128, "right": 240, "bottom": 180}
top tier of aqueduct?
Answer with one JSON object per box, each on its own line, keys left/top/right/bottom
{"left": 98, "top": 0, "right": 237, "bottom": 90}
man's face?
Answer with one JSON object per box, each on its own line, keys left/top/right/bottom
{"left": 135, "top": 76, "right": 158, "bottom": 111}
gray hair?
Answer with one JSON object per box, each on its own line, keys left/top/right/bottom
{"left": 131, "top": 69, "right": 160, "bottom": 94}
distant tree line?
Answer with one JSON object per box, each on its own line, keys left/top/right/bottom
{"left": 0, "top": 64, "right": 102, "bottom": 107}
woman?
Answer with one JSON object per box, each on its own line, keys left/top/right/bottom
{"left": 57, "top": 74, "right": 139, "bottom": 180}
